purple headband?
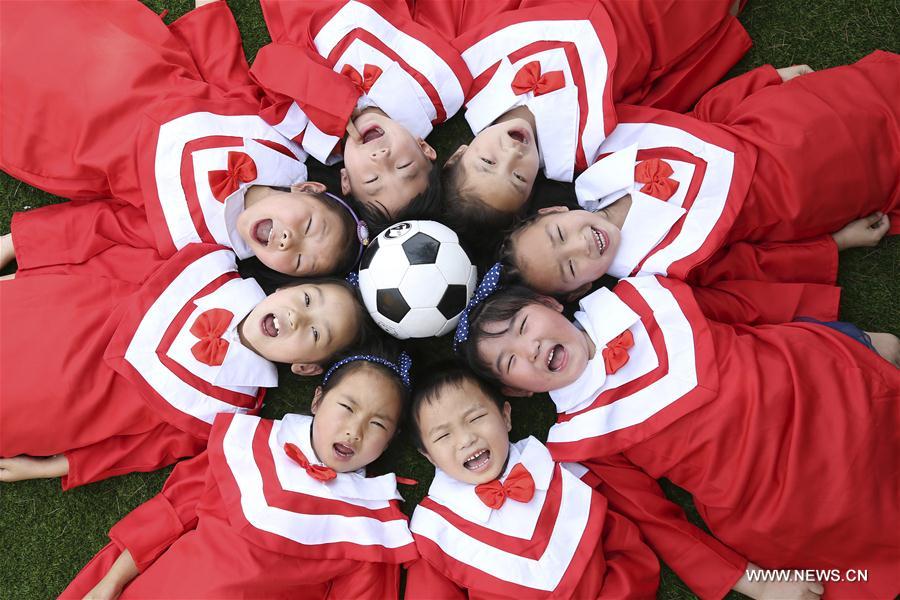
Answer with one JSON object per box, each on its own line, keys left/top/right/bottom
{"left": 325, "top": 191, "right": 369, "bottom": 266}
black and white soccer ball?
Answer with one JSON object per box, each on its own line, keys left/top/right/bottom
{"left": 358, "top": 221, "right": 477, "bottom": 339}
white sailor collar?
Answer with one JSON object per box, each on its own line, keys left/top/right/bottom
{"left": 219, "top": 138, "right": 309, "bottom": 260}
{"left": 276, "top": 413, "right": 404, "bottom": 502}
{"left": 427, "top": 436, "right": 554, "bottom": 525}
{"left": 550, "top": 288, "right": 640, "bottom": 412}
{"left": 192, "top": 277, "right": 279, "bottom": 388}
{"left": 464, "top": 57, "right": 579, "bottom": 182}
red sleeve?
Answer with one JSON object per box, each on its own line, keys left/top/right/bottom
{"left": 168, "top": 1, "right": 255, "bottom": 93}
{"left": 10, "top": 201, "right": 164, "bottom": 283}
{"left": 584, "top": 454, "right": 747, "bottom": 600}
{"left": 692, "top": 235, "right": 839, "bottom": 286}
{"left": 405, "top": 558, "right": 468, "bottom": 600}
{"left": 251, "top": 42, "right": 360, "bottom": 142}
{"left": 690, "top": 65, "right": 783, "bottom": 122}
{"left": 62, "top": 423, "right": 206, "bottom": 490}
{"left": 691, "top": 279, "right": 841, "bottom": 325}
{"left": 106, "top": 452, "right": 212, "bottom": 572}
{"left": 328, "top": 562, "right": 402, "bottom": 600}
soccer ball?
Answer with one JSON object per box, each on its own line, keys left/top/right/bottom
{"left": 358, "top": 221, "right": 477, "bottom": 339}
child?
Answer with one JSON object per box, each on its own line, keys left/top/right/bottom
{"left": 251, "top": 0, "right": 473, "bottom": 232}
{"left": 406, "top": 365, "right": 660, "bottom": 598}
{"left": 456, "top": 272, "right": 900, "bottom": 599}
{"left": 441, "top": 0, "right": 750, "bottom": 239}
{"left": 496, "top": 52, "right": 899, "bottom": 295}
{"left": 0, "top": 1, "right": 364, "bottom": 277}
{"left": 0, "top": 242, "right": 372, "bottom": 489}
{"left": 58, "top": 349, "right": 417, "bottom": 599}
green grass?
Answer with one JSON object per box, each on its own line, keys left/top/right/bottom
{"left": 1, "top": 1, "right": 898, "bottom": 598}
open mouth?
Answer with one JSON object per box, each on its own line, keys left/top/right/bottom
{"left": 591, "top": 227, "right": 608, "bottom": 256}
{"left": 253, "top": 219, "right": 273, "bottom": 246}
{"left": 508, "top": 128, "right": 528, "bottom": 144}
{"left": 361, "top": 125, "right": 385, "bottom": 144}
{"left": 261, "top": 313, "right": 280, "bottom": 338}
{"left": 547, "top": 344, "right": 567, "bottom": 372}
{"left": 333, "top": 442, "right": 355, "bottom": 460}
{"left": 463, "top": 449, "right": 491, "bottom": 472}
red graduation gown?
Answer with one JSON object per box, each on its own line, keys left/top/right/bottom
{"left": 546, "top": 277, "right": 900, "bottom": 599}
{"left": 0, "top": 244, "right": 271, "bottom": 489}
{"left": 60, "top": 413, "right": 418, "bottom": 599}
{"left": 407, "top": 437, "right": 659, "bottom": 599}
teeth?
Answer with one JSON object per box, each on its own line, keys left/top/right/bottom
{"left": 593, "top": 228, "right": 606, "bottom": 254}
{"left": 547, "top": 347, "right": 555, "bottom": 368}
{"left": 466, "top": 449, "right": 486, "bottom": 462}
{"left": 273, "top": 316, "right": 280, "bottom": 334}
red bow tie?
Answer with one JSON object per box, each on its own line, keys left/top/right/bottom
{"left": 474, "top": 463, "right": 535, "bottom": 510}
{"left": 602, "top": 330, "right": 634, "bottom": 375}
{"left": 208, "top": 151, "right": 258, "bottom": 202}
{"left": 341, "top": 63, "right": 384, "bottom": 95}
{"left": 510, "top": 61, "right": 565, "bottom": 97}
{"left": 634, "top": 158, "right": 679, "bottom": 201}
{"left": 190, "top": 308, "right": 234, "bottom": 367}
{"left": 284, "top": 443, "right": 337, "bottom": 482}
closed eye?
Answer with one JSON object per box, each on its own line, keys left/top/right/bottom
{"left": 371, "top": 421, "right": 386, "bottom": 430}
{"left": 569, "top": 260, "right": 576, "bottom": 279}
{"left": 305, "top": 218, "right": 312, "bottom": 235}
{"left": 480, "top": 157, "right": 495, "bottom": 166}
{"left": 312, "top": 326, "right": 319, "bottom": 343}
{"left": 507, "top": 354, "right": 515, "bottom": 374}
{"left": 433, "top": 433, "right": 449, "bottom": 443}
{"left": 339, "top": 403, "right": 353, "bottom": 413}
{"left": 365, "top": 175, "right": 378, "bottom": 184}
{"left": 513, "top": 172, "right": 526, "bottom": 183}
{"left": 470, "top": 414, "right": 485, "bottom": 423}
{"left": 304, "top": 292, "right": 310, "bottom": 307}
{"left": 519, "top": 315, "right": 528, "bottom": 335}
{"left": 557, "top": 225, "right": 565, "bottom": 242}
{"left": 296, "top": 255, "right": 302, "bottom": 272}
{"left": 397, "top": 161, "right": 412, "bottom": 169}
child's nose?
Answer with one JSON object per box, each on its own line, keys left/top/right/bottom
{"left": 278, "top": 230, "right": 292, "bottom": 250}
{"left": 369, "top": 147, "right": 389, "bottom": 160}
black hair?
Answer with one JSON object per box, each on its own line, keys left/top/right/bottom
{"left": 408, "top": 361, "right": 505, "bottom": 451}
{"left": 494, "top": 211, "right": 546, "bottom": 285}
{"left": 456, "top": 285, "right": 550, "bottom": 382}
{"left": 352, "top": 162, "right": 443, "bottom": 237}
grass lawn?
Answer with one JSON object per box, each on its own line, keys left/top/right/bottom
{"left": 0, "top": 1, "right": 897, "bottom": 598}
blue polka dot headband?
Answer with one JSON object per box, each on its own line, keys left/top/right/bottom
{"left": 322, "top": 351, "right": 413, "bottom": 389}
{"left": 453, "top": 262, "right": 503, "bottom": 351}
{"left": 325, "top": 192, "right": 369, "bottom": 265}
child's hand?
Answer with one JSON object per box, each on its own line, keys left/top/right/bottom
{"left": 346, "top": 112, "right": 363, "bottom": 144}
{"left": 734, "top": 563, "right": 824, "bottom": 599}
{"left": 776, "top": 64, "right": 814, "bottom": 81}
{"left": 0, "top": 455, "right": 69, "bottom": 482}
{"left": 84, "top": 579, "right": 124, "bottom": 600}
{"left": 866, "top": 332, "right": 900, "bottom": 368}
{"left": 84, "top": 549, "right": 138, "bottom": 600}
{"left": 831, "top": 212, "right": 889, "bottom": 250}
{"left": 0, "top": 233, "right": 15, "bottom": 270}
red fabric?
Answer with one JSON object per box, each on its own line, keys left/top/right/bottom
{"left": 634, "top": 158, "right": 679, "bottom": 200}
{"left": 691, "top": 280, "right": 841, "bottom": 325}
{"left": 551, "top": 277, "right": 900, "bottom": 599}
{"left": 283, "top": 443, "right": 337, "bottom": 481}
{"left": 189, "top": 308, "right": 234, "bottom": 366}
{"left": 473, "top": 463, "right": 535, "bottom": 509}
{"left": 207, "top": 151, "right": 257, "bottom": 201}
{"left": 510, "top": 61, "right": 565, "bottom": 96}
{"left": 341, "top": 63, "right": 384, "bottom": 95}
{"left": 602, "top": 330, "right": 634, "bottom": 375}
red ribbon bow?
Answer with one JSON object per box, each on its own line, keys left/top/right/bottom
{"left": 284, "top": 443, "right": 337, "bottom": 482}
{"left": 341, "top": 63, "right": 384, "bottom": 95}
{"left": 474, "top": 463, "right": 535, "bottom": 510}
{"left": 208, "top": 151, "right": 258, "bottom": 202}
{"left": 510, "top": 61, "right": 565, "bottom": 97}
{"left": 602, "top": 330, "right": 634, "bottom": 375}
{"left": 189, "top": 308, "right": 234, "bottom": 367}
{"left": 634, "top": 158, "right": 679, "bottom": 201}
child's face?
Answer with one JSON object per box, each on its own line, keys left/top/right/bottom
{"left": 450, "top": 118, "right": 540, "bottom": 213}
{"left": 310, "top": 364, "right": 403, "bottom": 473}
{"left": 476, "top": 300, "right": 594, "bottom": 394}
{"left": 341, "top": 111, "right": 437, "bottom": 219}
{"left": 417, "top": 379, "right": 512, "bottom": 485}
{"left": 239, "top": 282, "right": 359, "bottom": 371}
{"left": 237, "top": 184, "right": 350, "bottom": 277}
{"left": 512, "top": 207, "right": 620, "bottom": 295}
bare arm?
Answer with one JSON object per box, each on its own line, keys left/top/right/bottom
{"left": 83, "top": 550, "right": 139, "bottom": 600}
{"left": 733, "top": 562, "right": 824, "bottom": 600}
{"left": 0, "top": 455, "right": 68, "bottom": 482}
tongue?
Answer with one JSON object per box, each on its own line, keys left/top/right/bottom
{"left": 509, "top": 129, "right": 525, "bottom": 143}
{"left": 549, "top": 345, "right": 565, "bottom": 371}
{"left": 362, "top": 127, "right": 384, "bottom": 143}
{"left": 334, "top": 443, "right": 354, "bottom": 457}
{"left": 262, "top": 314, "right": 277, "bottom": 337}
{"left": 254, "top": 220, "right": 273, "bottom": 245}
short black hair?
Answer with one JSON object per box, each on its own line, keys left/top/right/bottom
{"left": 455, "top": 285, "right": 549, "bottom": 382}
{"left": 353, "top": 163, "right": 443, "bottom": 237}
{"left": 408, "top": 361, "right": 505, "bottom": 451}
{"left": 495, "top": 211, "right": 546, "bottom": 284}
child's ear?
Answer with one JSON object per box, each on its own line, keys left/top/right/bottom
{"left": 291, "top": 181, "right": 327, "bottom": 194}
{"left": 501, "top": 386, "right": 533, "bottom": 398}
{"left": 444, "top": 145, "right": 468, "bottom": 167}
{"left": 291, "top": 363, "right": 323, "bottom": 376}
{"left": 417, "top": 138, "right": 437, "bottom": 161}
{"left": 501, "top": 401, "right": 513, "bottom": 432}
{"left": 310, "top": 386, "right": 324, "bottom": 414}
{"left": 537, "top": 206, "right": 569, "bottom": 215}
{"left": 418, "top": 448, "right": 437, "bottom": 467}
{"left": 536, "top": 295, "right": 565, "bottom": 313}
{"left": 339, "top": 168, "right": 351, "bottom": 196}
{"left": 565, "top": 283, "right": 593, "bottom": 303}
